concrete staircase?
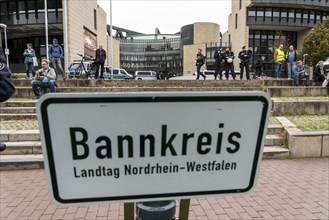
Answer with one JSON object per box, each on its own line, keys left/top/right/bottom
{"left": 1, "top": 78, "right": 327, "bottom": 170}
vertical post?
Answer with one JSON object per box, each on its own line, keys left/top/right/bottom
{"left": 44, "top": 0, "right": 49, "bottom": 60}
{"left": 109, "top": 0, "right": 113, "bottom": 75}
{"left": 0, "top": 24, "right": 9, "bottom": 67}
{"left": 124, "top": 203, "right": 134, "bottom": 220}
{"left": 179, "top": 199, "right": 190, "bottom": 220}
{"left": 4, "top": 27, "right": 9, "bottom": 67}
{"left": 63, "top": 0, "right": 69, "bottom": 72}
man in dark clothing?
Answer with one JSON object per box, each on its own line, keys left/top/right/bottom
{"left": 224, "top": 47, "right": 235, "bottom": 80}
{"left": 255, "top": 56, "right": 265, "bottom": 78}
{"left": 214, "top": 48, "right": 224, "bottom": 80}
{"left": 195, "top": 48, "right": 206, "bottom": 80}
{"left": 95, "top": 45, "right": 107, "bottom": 79}
{"left": 238, "top": 46, "right": 252, "bottom": 80}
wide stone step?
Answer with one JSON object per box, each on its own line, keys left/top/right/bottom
{"left": 0, "top": 114, "right": 37, "bottom": 120}
{"left": 0, "top": 107, "right": 36, "bottom": 114}
{"left": 267, "top": 87, "right": 329, "bottom": 97}
{"left": 0, "top": 154, "right": 44, "bottom": 170}
{"left": 272, "top": 101, "right": 329, "bottom": 116}
{"left": 263, "top": 146, "right": 290, "bottom": 159}
{"left": 264, "top": 134, "right": 286, "bottom": 146}
{"left": 0, "top": 141, "right": 41, "bottom": 155}
{"left": 0, "top": 130, "right": 40, "bottom": 142}
{"left": 267, "top": 125, "right": 284, "bottom": 135}
{"left": 0, "top": 101, "right": 37, "bottom": 108}
{"left": 12, "top": 78, "right": 263, "bottom": 88}
{"left": 12, "top": 87, "right": 263, "bottom": 98}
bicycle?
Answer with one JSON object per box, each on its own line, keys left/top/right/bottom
{"left": 67, "top": 54, "right": 95, "bottom": 79}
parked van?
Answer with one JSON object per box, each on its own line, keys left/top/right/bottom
{"left": 134, "top": 71, "right": 158, "bottom": 80}
{"left": 91, "top": 67, "right": 133, "bottom": 79}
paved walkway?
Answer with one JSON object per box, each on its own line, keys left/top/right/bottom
{"left": 0, "top": 158, "right": 328, "bottom": 220}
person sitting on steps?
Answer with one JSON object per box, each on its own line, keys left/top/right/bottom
{"left": 31, "top": 59, "right": 57, "bottom": 99}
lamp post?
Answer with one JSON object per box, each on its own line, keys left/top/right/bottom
{"left": 0, "top": 23, "right": 9, "bottom": 67}
{"left": 44, "top": 0, "right": 49, "bottom": 60}
{"left": 109, "top": 0, "right": 113, "bottom": 75}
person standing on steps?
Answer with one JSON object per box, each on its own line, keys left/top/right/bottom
{"left": 195, "top": 48, "right": 206, "bottom": 80}
{"left": 23, "top": 43, "right": 36, "bottom": 79}
{"left": 94, "top": 45, "right": 107, "bottom": 79}
{"left": 224, "top": 47, "right": 235, "bottom": 80}
{"left": 214, "top": 48, "right": 224, "bottom": 80}
{"left": 238, "top": 46, "right": 252, "bottom": 80}
{"left": 49, "top": 38, "right": 65, "bottom": 79}
{"left": 273, "top": 44, "right": 285, "bottom": 78}
{"left": 285, "top": 45, "right": 298, "bottom": 80}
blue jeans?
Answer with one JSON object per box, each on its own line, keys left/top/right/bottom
{"left": 287, "top": 62, "right": 296, "bottom": 79}
{"left": 294, "top": 74, "right": 310, "bottom": 86}
{"left": 31, "top": 79, "right": 56, "bottom": 97}
{"left": 25, "top": 62, "right": 35, "bottom": 78}
{"left": 274, "top": 62, "right": 283, "bottom": 78}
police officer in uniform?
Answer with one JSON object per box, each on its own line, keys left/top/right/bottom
{"left": 214, "top": 48, "right": 224, "bottom": 80}
{"left": 238, "top": 46, "right": 252, "bottom": 80}
{"left": 195, "top": 48, "right": 206, "bottom": 80}
{"left": 224, "top": 47, "right": 235, "bottom": 80}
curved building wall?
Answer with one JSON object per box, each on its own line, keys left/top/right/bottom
{"left": 193, "top": 22, "right": 220, "bottom": 44}
{"left": 180, "top": 24, "right": 194, "bottom": 46}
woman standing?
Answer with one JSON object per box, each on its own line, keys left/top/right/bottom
{"left": 23, "top": 43, "right": 36, "bottom": 79}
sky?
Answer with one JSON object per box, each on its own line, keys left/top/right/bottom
{"left": 97, "top": 0, "right": 232, "bottom": 35}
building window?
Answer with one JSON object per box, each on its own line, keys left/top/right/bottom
{"left": 235, "top": 13, "right": 238, "bottom": 29}
{"left": 239, "top": 0, "right": 242, "bottom": 10}
{"left": 94, "top": 9, "right": 97, "bottom": 30}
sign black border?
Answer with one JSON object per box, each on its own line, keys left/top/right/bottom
{"left": 40, "top": 95, "right": 270, "bottom": 204}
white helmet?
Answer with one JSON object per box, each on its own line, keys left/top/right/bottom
{"left": 227, "top": 58, "right": 233, "bottom": 63}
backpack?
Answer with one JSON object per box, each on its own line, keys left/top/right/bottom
{"left": 0, "top": 62, "right": 15, "bottom": 102}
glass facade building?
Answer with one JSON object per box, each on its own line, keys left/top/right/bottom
{"left": 119, "top": 35, "right": 181, "bottom": 74}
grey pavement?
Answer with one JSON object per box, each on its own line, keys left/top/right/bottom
{"left": 0, "top": 158, "right": 328, "bottom": 220}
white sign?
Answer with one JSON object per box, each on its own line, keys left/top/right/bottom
{"left": 37, "top": 92, "right": 271, "bottom": 204}
{"left": 4, "top": 49, "right": 9, "bottom": 55}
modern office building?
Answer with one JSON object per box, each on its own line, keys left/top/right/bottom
{"left": 223, "top": 0, "right": 329, "bottom": 76}
{"left": 114, "top": 22, "right": 229, "bottom": 75}
{"left": 0, "top": 0, "right": 120, "bottom": 73}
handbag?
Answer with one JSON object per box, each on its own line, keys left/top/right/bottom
{"left": 32, "top": 57, "right": 38, "bottom": 67}
{"left": 322, "top": 79, "right": 328, "bottom": 87}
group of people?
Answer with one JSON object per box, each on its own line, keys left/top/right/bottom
{"left": 195, "top": 47, "right": 237, "bottom": 80}
{"left": 274, "top": 44, "right": 328, "bottom": 86}
{"left": 23, "top": 40, "right": 107, "bottom": 98}
{"left": 196, "top": 44, "right": 327, "bottom": 86}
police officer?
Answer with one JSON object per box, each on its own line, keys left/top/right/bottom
{"left": 238, "top": 46, "right": 252, "bottom": 80}
{"left": 224, "top": 47, "right": 235, "bottom": 80}
{"left": 214, "top": 48, "right": 224, "bottom": 80}
{"left": 195, "top": 48, "right": 206, "bottom": 80}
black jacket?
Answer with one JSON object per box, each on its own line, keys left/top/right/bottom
{"left": 95, "top": 49, "right": 107, "bottom": 63}
{"left": 0, "top": 49, "right": 15, "bottom": 102}
{"left": 238, "top": 50, "right": 251, "bottom": 63}
{"left": 196, "top": 52, "right": 206, "bottom": 66}
{"left": 214, "top": 50, "right": 223, "bottom": 63}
